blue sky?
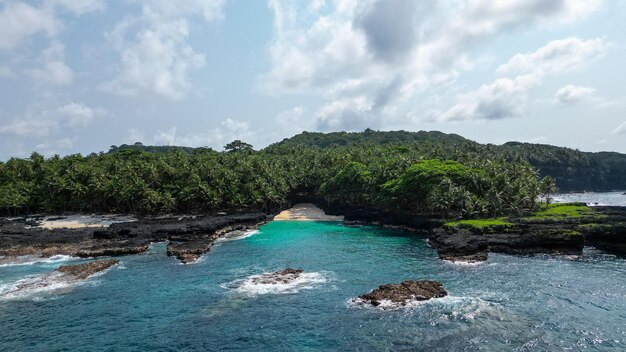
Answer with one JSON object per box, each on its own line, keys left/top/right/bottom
{"left": 0, "top": 0, "right": 625, "bottom": 157}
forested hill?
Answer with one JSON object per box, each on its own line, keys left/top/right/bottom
{"left": 268, "top": 129, "right": 471, "bottom": 148}
{"left": 271, "top": 130, "right": 626, "bottom": 192}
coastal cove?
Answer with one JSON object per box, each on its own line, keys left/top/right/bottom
{"left": 0, "top": 196, "right": 624, "bottom": 350}
{"left": 1, "top": 218, "right": 625, "bottom": 351}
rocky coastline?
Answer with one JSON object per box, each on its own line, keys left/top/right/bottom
{"left": 1, "top": 200, "right": 625, "bottom": 265}
{"left": 0, "top": 213, "right": 270, "bottom": 264}
{"left": 312, "top": 198, "right": 626, "bottom": 262}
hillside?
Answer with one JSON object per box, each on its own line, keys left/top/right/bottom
{"left": 268, "top": 129, "right": 471, "bottom": 149}
{"left": 272, "top": 130, "right": 626, "bottom": 192}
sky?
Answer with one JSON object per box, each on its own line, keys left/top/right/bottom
{"left": 1, "top": 0, "right": 625, "bottom": 158}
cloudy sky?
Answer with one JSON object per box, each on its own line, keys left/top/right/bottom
{"left": 1, "top": 0, "right": 625, "bottom": 157}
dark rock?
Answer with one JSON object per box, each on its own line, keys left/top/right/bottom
{"left": 57, "top": 259, "right": 119, "bottom": 279}
{"left": 250, "top": 268, "right": 304, "bottom": 285}
{"left": 429, "top": 228, "right": 489, "bottom": 262}
{"left": 0, "top": 213, "right": 270, "bottom": 263}
{"left": 77, "top": 244, "right": 149, "bottom": 258}
{"left": 358, "top": 280, "right": 447, "bottom": 306}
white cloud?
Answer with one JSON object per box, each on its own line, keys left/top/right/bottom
{"left": 152, "top": 118, "right": 253, "bottom": 149}
{"left": 497, "top": 37, "right": 609, "bottom": 75}
{"left": 315, "top": 96, "right": 375, "bottom": 130}
{"left": 0, "top": 118, "right": 58, "bottom": 138}
{"left": 260, "top": 0, "right": 604, "bottom": 131}
{"left": 27, "top": 40, "right": 73, "bottom": 86}
{"left": 613, "top": 122, "right": 626, "bottom": 135}
{"left": 127, "top": 128, "right": 145, "bottom": 144}
{"left": 57, "top": 102, "right": 99, "bottom": 127}
{"left": 0, "top": 2, "right": 59, "bottom": 49}
{"left": 34, "top": 137, "right": 75, "bottom": 156}
{"left": 49, "top": 0, "right": 105, "bottom": 15}
{"left": 554, "top": 84, "right": 596, "bottom": 105}
{"left": 435, "top": 74, "right": 538, "bottom": 122}
{"left": 141, "top": 0, "right": 225, "bottom": 22}
{"left": 436, "top": 36, "right": 609, "bottom": 121}
{"left": 154, "top": 127, "right": 178, "bottom": 146}
{"left": 0, "top": 102, "right": 101, "bottom": 138}
{"left": 103, "top": 0, "right": 224, "bottom": 100}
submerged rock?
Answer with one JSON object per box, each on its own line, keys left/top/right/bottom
{"left": 0, "top": 259, "right": 119, "bottom": 300}
{"left": 57, "top": 259, "right": 120, "bottom": 279}
{"left": 358, "top": 280, "right": 447, "bottom": 306}
{"left": 250, "top": 268, "right": 304, "bottom": 285}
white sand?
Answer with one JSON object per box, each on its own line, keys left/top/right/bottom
{"left": 37, "top": 215, "right": 137, "bottom": 229}
{"left": 274, "top": 203, "right": 344, "bottom": 221}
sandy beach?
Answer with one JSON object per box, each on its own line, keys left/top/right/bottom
{"left": 273, "top": 203, "right": 344, "bottom": 221}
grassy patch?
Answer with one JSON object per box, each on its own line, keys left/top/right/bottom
{"left": 524, "top": 203, "right": 596, "bottom": 221}
{"left": 445, "top": 218, "right": 514, "bottom": 229}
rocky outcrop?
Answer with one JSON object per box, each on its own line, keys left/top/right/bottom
{"left": 0, "top": 212, "right": 270, "bottom": 264}
{"left": 250, "top": 268, "right": 303, "bottom": 285}
{"left": 320, "top": 199, "right": 625, "bottom": 261}
{"left": 57, "top": 259, "right": 120, "bottom": 279}
{"left": 429, "top": 224, "right": 586, "bottom": 262}
{"left": 358, "top": 280, "right": 447, "bottom": 306}
{"left": 576, "top": 206, "right": 626, "bottom": 255}
{"left": 165, "top": 219, "right": 269, "bottom": 264}
{"left": 428, "top": 228, "right": 488, "bottom": 262}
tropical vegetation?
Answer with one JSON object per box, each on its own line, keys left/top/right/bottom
{"left": 0, "top": 131, "right": 562, "bottom": 219}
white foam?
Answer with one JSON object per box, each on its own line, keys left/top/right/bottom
{"left": 218, "top": 229, "right": 260, "bottom": 242}
{"left": 0, "top": 254, "right": 79, "bottom": 268}
{"left": 225, "top": 271, "right": 329, "bottom": 296}
{"left": 0, "top": 263, "right": 118, "bottom": 301}
{"left": 443, "top": 259, "right": 485, "bottom": 267}
{"left": 0, "top": 273, "right": 76, "bottom": 300}
{"left": 348, "top": 295, "right": 502, "bottom": 319}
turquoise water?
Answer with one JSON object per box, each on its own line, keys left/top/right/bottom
{"left": 1, "top": 221, "right": 625, "bottom": 351}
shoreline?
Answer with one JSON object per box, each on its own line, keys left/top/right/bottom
{"left": 1, "top": 202, "right": 625, "bottom": 265}
{"left": 273, "top": 203, "right": 344, "bottom": 221}
{"left": 0, "top": 213, "right": 270, "bottom": 264}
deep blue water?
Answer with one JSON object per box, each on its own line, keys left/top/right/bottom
{"left": 1, "top": 221, "right": 625, "bottom": 351}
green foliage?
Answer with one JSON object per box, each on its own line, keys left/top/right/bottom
{"left": 0, "top": 131, "right": 553, "bottom": 217}
{"left": 268, "top": 129, "right": 470, "bottom": 149}
{"left": 271, "top": 130, "right": 626, "bottom": 192}
{"left": 445, "top": 218, "right": 514, "bottom": 229}
{"left": 224, "top": 140, "right": 254, "bottom": 153}
{"left": 524, "top": 203, "right": 595, "bottom": 221}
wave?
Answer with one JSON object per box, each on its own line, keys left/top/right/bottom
{"left": 0, "top": 254, "right": 79, "bottom": 268}
{"left": 223, "top": 271, "right": 329, "bottom": 296}
{"left": 0, "top": 273, "right": 77, "bottom": 301}
{"left": 0, "top": 263, "right": 118, "bottom": 301}
{"left": 348, "top": 295, "right": 504, "bottom": 319}
{"left": 442, "top": 259, "right": 485, "bottom": 267}
{"left": 218, "top": 229, "right": 260, "bottom": 242}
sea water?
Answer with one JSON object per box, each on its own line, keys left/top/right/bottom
{"left": 0, "top": 215, "right": 625, "bottom": 350}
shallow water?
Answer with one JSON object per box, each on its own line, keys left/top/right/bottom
{"left": 0, "top": 221, "right": 625, "bottom": 351}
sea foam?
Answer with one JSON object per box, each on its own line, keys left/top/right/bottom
{"left": 0, "top": 254, "right": 79, "bottom": 268}
{"left": 0, "top": 263, "right": 118, "bottom": 301}
{"left": 348, "top": 294, "right": 504, "bottom": 320}
{"left": 224, "top": 271, "right": 329, "bottom": 296}
{"left": 218, "top": 229, "right": 260, "bottom": 242}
